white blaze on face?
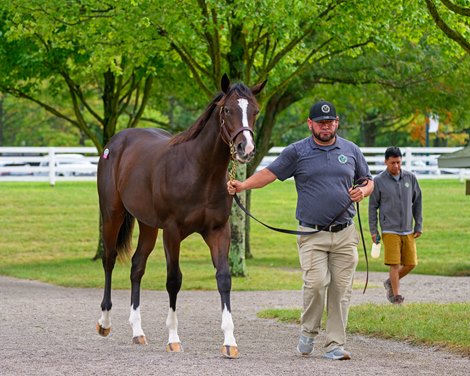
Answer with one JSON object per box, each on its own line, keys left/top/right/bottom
{"left": 237, "top": 98, "right": 255, "bottom": 155}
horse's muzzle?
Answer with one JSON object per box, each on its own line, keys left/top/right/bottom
{"left": 236, "top": 143, "right": 255, "bottom": 163}
{"left": 236, "top": 152, "right": 255, "bottom": 164}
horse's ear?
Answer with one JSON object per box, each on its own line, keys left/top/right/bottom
{"left": 251, "top": 78, "right": 267, "bottom": 96}
{"left": 221, "top": 73, "right": 230, "bottom": 94}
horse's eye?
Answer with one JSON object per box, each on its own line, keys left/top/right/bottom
{"left": 224, "top": 108, "right": 230, "bottom": 114}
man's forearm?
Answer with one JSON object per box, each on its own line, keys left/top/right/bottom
{"left": 239, "top": 168, "right": 277, "bottom": 191}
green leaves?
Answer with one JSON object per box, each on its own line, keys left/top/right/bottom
{"left": 0, "top": 0, "right": 468, "bottom": 153}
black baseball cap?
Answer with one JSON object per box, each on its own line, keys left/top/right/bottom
{"left": 309, "top": 100, "right": 337, "bottom": 121}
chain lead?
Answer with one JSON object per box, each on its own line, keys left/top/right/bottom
{"left": 229, "top": 140, "right": 238, "bottom": 182}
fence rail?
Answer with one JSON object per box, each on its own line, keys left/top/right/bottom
{"left": 0, "top": 147, "right": 98, "bottom": 185}
{"left": 1, "top": 146, "right": 468, "bottom": 184}
{"left": 261, "top": 146, "right": 469, "bottom": 180}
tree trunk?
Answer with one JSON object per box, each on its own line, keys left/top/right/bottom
{"left": 229, "top": 162, "right": 247, "bottom": 276}
{"left": 361, "top": 111, "right": 379, "bottom": 146}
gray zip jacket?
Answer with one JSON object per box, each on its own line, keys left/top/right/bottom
{"left": 368, "top": 169, "right": 422, "bottom": 235}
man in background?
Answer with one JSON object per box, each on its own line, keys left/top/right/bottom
{"left": 369, "top": 146, "right": 423, "bottom": 304}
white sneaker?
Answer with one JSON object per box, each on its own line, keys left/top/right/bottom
{"left": 297, "top": 335, "right": 314, "bottom": 356}
{"left": 324, "top": 347, "right": 351, "bottom": 360}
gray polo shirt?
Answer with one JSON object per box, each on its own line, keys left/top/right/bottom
{"left": 368, "top": 169, "right": 423, "bottom": 235}
{"left": 267, "top": 136, "right": 372, "bottom": 226}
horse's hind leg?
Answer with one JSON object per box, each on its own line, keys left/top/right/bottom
{"left": 129, "top": 221, "right": 158, "bottom": 345}
{"left": 203, "top": 225, "right": 239, "bottom": 359}
{"left": 163, "top": 229, "right": 183, "bottom": 352}
{"left": 97, "top": 212, "right": 124, "bottom": 337}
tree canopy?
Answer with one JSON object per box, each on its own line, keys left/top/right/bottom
{"left": 1, "top": 0, "right": 468, "bottom": 155}
{"left": 0, "top": 0, "right": 169, "bottom": 152}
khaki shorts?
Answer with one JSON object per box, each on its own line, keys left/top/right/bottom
{"left": 382, "top": 233, "right": 418, "bottom": 266}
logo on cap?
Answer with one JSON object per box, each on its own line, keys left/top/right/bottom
{"left": 321, "top": 105, "right": 330, "bottom": 113}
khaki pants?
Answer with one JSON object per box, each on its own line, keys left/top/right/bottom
{"left": 297, "top": 224, "right": 359, "bottom": 351}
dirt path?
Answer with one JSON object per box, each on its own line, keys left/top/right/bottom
{"left": 0, "top": 272, "right": 468, "bottom": 376}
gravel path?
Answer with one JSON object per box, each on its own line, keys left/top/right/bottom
{"left": 0, "top": 271, "right": 468, "bottom": 376}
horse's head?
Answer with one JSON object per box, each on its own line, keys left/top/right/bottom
{"left": 219, "top": 74, "right": 267, "bottom": 163}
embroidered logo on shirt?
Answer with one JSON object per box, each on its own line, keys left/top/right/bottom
{"left": 405, "top": 182, "right": 410, "bottom": 188}
{"left": 338, "top": 154, "right": 348, "bottom": 164}
{"left": 321, "top": 104, "right": 330, "bottom": 113}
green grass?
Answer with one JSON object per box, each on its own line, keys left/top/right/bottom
{"left": 258, "top": 302, "right": 470, "bottom": 356}
{"left": 0, "top": 179, "right": 469, "bottom": 290}
{"left": 248, "top": 178, "right": 470, "bottom": 276}
{"left": 0, "top": 181, "right": 302, "bottom": 290}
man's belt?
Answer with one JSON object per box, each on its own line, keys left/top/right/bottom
{"left": 299, "top": 220, "right": 353, "bottom": 233}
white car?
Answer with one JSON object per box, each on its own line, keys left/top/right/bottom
{"left": 36, "top": 154, "right": 96, "bottom": 176}
{"left": 0, "top": 162, "right": 33, "bottom": 176}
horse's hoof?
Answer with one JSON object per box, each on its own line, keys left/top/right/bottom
{"left": 166, "top": 342, "right": 183, "bottom": 353}
{"left": 221, "top": 345, "right": 239, "bottom": 359}
{"left": 132, "top": 335, "right": 148, "bottom": 345}
{"left": 96, "top": 323, "right": 111, "bottom": 337}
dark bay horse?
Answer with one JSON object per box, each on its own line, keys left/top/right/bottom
{"left": 96, "top": 74, "right": 266, "bottom": 358}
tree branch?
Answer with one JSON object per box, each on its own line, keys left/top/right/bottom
{"left": 424, "top": 0, "right": 470, "bottom": 54}
{"left": 441, "top": 0, "right": 470, "bottom": 16}
{"left": 1, "top": 85, "right": 101, "bottom": 150}
{"left": 59, "top": 70, "right": 104, "bottom": 124}
{"left": 169, "top": 41, "right": 213, "bottom": 97}
{"left": 196, "top": 0, "right": 221, "bottom": 80}
{"left": 127, "top": 76, "right": 154, "bottom": 128}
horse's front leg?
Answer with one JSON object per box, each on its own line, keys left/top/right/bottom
{"left": 219, "top": 285, "right": 238, "bottom": 359}
{"left": 163, "top": 229, "right": 184, "bottom": 353}
{"left": 129, "top": 223, "right": 157, "bottom": 345}
{"left": 204, "top": 225, "right": 239, "bottom": 359}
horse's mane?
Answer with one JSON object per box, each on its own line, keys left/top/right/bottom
{"left": 169, "top": 83, "right": 253, "bottom": 146}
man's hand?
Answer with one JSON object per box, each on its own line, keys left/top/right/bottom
{"left": 348, "top": 186, "right": 365, "bottom": 202}
{"left": 371, "top": 233, "right": 378, "bottom": 244}
{"left": 227, "top": 180, "right": 243, "bottom": 195}
{"left": 349, "top": 179, "right": 373, "bottom": 202}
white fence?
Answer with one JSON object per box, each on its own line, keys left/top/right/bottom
{"left": 0, "top": 147, "right": 99, "bottom": 185}
{"left": 260, "top": 146, "right": 469, "bottom": 180}
{"left": 0, "top": 146, "right": 468, "bottom": 184}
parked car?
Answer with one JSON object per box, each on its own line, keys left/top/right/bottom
{"left": 35, "top": 154, "right": 96, "bottom": 176}
{"left": 411, "top": 159, "right": 440, "bottom": 175}
{"left": 0, "top": 162, "right": 33, "bottom": 176}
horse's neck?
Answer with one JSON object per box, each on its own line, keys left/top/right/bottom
{"left": 191, "top": 112, "right": 231, "bottom": 173}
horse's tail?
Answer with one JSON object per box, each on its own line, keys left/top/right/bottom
{"left": 116, "top": 211, "right": 135, "bottom": 263}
